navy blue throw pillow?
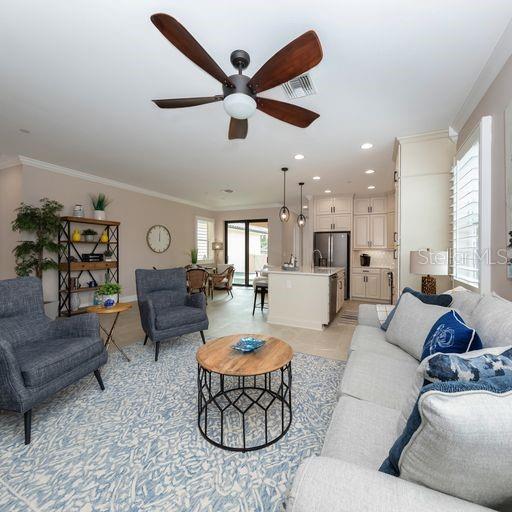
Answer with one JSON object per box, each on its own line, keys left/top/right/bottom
{"left": 420, "top": 310, "right": 482, "bottom": 360}
{"left": 381, "top": 287, "right": 453, "bottom": 331}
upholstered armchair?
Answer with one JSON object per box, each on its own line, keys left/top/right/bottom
{"left": 0, "top": 277, "right": 107, "bottom": 444}
{"left": 135, "top": 268, "right": 209, "bottom": 361}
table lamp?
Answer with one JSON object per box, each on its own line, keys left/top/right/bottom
{"left": 410, "top": 249, "right": 448, "bottom": 294}
{"left": 212, "top": 241, "right": 224, "bottom": 266}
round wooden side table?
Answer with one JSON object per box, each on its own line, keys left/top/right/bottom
{"left": 87, "top": 303, "right": 132, "bottom": 362}
{"left": 196, "top": 334, "right": 293, "bottom": 452}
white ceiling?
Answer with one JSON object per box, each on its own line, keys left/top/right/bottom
{"left": 1, "top": 1, "right": 512, "bottom": 209}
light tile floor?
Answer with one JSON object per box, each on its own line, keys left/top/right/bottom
{"left": 105, "top": 288, "right": 367, "bottom": 361}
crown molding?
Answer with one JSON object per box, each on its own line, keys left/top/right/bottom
{"left": 397, "top": 129, "right": 451, "bottom": 145}
{"left": 17, "top": 156, "right": 216, "bottom": 211}
{"left": 0, "top": 155, "right": 23, "bottom": 170}
{"left": 452, "top": 18, "right": 512, "bottom": 132}
{"left": 215, "top": 203, "right": 282, "bottom": 212}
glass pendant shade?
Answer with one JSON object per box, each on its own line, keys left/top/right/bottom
{"left": 279, "top": 206, "right": 290, "bottom": 222}
{"left": 223, "top": 93, "right": 257, "bottom": 120}
{"left": 297, "top": 213, "right": 306, "bottom": 227}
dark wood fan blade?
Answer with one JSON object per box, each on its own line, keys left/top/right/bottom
{"left": 228, "top": 118, "right": 248, "bottom": 140}
{"left": 153, "top": 96, "right": 223, "bottom": 108}
{"left": 256, "top": 97, "right": 319, "bottom": 128}
{"left": 151, "top": 14, "right": 234, "bottom": 87}
{"left": 248, "top": 31, "right": 322, "bottom": 94}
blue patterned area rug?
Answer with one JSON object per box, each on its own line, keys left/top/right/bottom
{"left": 0, "top": 336, "right": 345, "bottom": 512}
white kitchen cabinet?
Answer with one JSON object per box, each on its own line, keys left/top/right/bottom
{"left": 315, "top": 215, "right": 335, "bottom": 231}
{"left": 351, "top": 268, "right": 381, "bottom": 299}
{"left": 387, "top": 212, "right": 396, "bottom": 249}
{"left": 333, "top": 214, "right": 352, "bottom": 230}
{"left": 370, "top": 214, "right": 387, "bottom": 248}
{"left": 353, "top": 215, "right": 370, "bottom": 247}
{"left": 315, "top": 197, "right": 334, "bottom": 215}
{"left": 353, "top": 196, "right": 387, "bottom": 214}
{"left": 351, "top": 273, "right": 366, "bottom": 297}
{"left": 333, "top": 196, "right": 353, "bottom": 214}
{"left": 365, "top": 274, "right": 381, "bottom": 299}
{"left": 353, "top": 214, "right": 387, "bottom": 249}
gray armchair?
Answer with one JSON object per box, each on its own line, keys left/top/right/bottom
{"left": 0, "top": 277, "right": 107, "bottom": 444}
{"left": 135, "top": 268, "right": 208, "bottom": 361}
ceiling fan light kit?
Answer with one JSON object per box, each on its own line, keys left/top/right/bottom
{"left": 150, "top": 13, "right": 323, "bottom": 139}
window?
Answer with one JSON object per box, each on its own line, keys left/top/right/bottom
{"left": 196, "top": 217, "right": 215, "bottom": 262}
{"left": 450, "top": 117, "right": 492, "bottom": 292}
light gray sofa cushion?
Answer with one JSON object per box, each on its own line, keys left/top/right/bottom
{"left": 289, "top": 457, "right": 491, "bottom": 512}
{"left": 472, "top": 293, "right": 512, "bottom": 348}
{"left": 339, "top": 349, "right": 418, "bottom": 410}
{"left": 388, "top": 381, "right": 512, "bottom": 511}
{"left": 322, "top": 395, "right": 400, "bottom": 469}
{"left": 349, "top": 325, "right": 417, "bottom": 363}
{"left": 385, "top": 293, "right": 452, "bottom": 360}
{"left": 357, "top": 304, "right": 382, "bottom": 328}
{"left": 445, "top": 286, "right": 482, "bottom": 324}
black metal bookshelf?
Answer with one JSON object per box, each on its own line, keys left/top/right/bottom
{"left": 58, "top": 216, "right": 120, "bottom": 317}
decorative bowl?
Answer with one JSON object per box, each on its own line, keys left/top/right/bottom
{"left": 232, "top": 337, "right": 265, "bottom": 353}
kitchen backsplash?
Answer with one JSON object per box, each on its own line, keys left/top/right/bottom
{"left": 352, "top": 250, "right": 396, "bottom": 268}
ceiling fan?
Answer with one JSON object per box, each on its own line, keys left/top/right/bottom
{"left": 150, "top": 14, "right": 323, "bottom": 140}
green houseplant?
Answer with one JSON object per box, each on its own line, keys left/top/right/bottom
{"left": 190, "top": 248, "right": 198, "bottom": 266}
{"left": 91, "top": 193, "right": 112, "bottom": 221}
{"left": 97, "top": 282, "right": 122, "bottom": 307}
{"left": 82, "top": 228, "right": 98, "bottom": 242}
{"left": 11, "top": 198, "right": 63, "bottom": 278}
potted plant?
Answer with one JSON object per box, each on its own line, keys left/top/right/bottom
{"left": 82, "top": 228, "right": 98, "bottom": 242}
{"left": 190, "top": 248, "right": 198, "bottom": 268}
{"left": 103, "top": 249, "right": 114, "bottom": 262}
{"left": 11, "top": 198, "right": 63, "bottom": 278}
{"left": 91, "top": 193, "right": 112, "bottom": 220}
{"left": 97, "top": 282, "right": 122, "bottom": 307}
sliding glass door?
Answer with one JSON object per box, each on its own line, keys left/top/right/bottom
{"left": 225, "top": 219, "right": 268, "bottom": 286}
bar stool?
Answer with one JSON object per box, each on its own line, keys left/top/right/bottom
{"left": 253, "top": 278, "right": 268, "bottom": 315}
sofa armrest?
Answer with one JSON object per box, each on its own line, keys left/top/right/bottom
{"left": 357, "top": 304, "right": 382, "bottom": 328}
{"left": 186, "top": 292, "right": 206, "bottom": 310}
{"left": 48, "top": 313, "right": 100, "bottom": 339}
{"left": 140, "top": 299, "right": 157, "bottom": 335}
{"left": 288, "top": 457, "right": 491, "bottom": 512}
{"left": 0, "top": 337, "right": 27, "bottom": 411}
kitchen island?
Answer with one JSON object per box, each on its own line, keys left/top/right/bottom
{"left": 267, "top": 266, "right": 345, "bottom": 331}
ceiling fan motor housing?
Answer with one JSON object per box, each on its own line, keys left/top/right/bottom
{"left": 222, "top": 74, "right": 256, "bottom": 99}
{"left": 230, "top": 49, "right": 250, "bottom": 70}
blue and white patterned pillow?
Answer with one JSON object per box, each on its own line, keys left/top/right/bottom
{"left": 425, "top": 348, "right": 512, "bottom": 382}
{"left": 421, "top": 310, "right": 482, "bottom": 360}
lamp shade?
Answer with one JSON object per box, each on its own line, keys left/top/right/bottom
{"left": 410, "top": 250, "right": 448, "bottom": 276}
{"left": 223, "top": 93, "right": 257, "bottom": 120}
{"left": 212, "top": 241, "right": 224, "bottom": 251}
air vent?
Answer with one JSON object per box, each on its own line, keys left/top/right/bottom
{"left": 282, "top": 73, "right": 316, "bottom": 100}
{"left": 222, "top": 189, "right": 234, "bottom": 194}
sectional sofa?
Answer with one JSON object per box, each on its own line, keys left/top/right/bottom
{"left": 288, "top": 288, "right": 512, "bottom": 512}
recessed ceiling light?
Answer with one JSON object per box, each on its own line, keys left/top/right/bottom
{"left": 19, "top": 128, "right": 30, "bottom": 134}
{"left": 294, "top": 154, "right": 304, "bottom": 160}
{"left": 365, "top": 169, "right": 375, "bottom": 174}
{"left": 324, "top": 189, "right": 332, "bottom": 194}
{"left": 361, "top": 142, "right": 373, "bottom": 150}
{"left": 368, "top": 185, "right": 375, "bottom": 190}
{"left": 313, "top": 176, "right": 321, "bottom": 180}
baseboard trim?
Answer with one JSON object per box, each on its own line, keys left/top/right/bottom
{"left": 267, "top": 315, "right": 324, "bottom": 331}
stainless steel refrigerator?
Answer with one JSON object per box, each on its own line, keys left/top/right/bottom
{"left": 313, "top": 231, "right": 350, "bottom": 299}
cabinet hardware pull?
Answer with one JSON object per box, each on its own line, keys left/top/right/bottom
{"left": 394, "top": 232, "right": 398, "bottom": 243}
{"left": 394, "top": 170, "right": 398, "bottom": 182}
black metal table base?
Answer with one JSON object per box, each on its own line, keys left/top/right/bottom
{"left": 197, "top": 363, "right": 292, "bottom": 452}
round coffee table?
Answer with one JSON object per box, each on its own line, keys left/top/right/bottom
{"left": 196, "top": 334, "right": 293, "bottom": 452}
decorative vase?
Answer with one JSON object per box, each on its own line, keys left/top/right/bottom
{"left": 85, "top": 234, "right": 94, "bottom": 242}
{"left": 102, "top": 294, "right": 118, "bottom": 307}
{"left": 70, "top": 293, "right": 81, "bottom": 312}
{"left": 73, "top": 204, "right": 85, "bottom": 217}
{"left": 100, "top": 231, "right": 109, "bottom": 243}
{"left": 93, "top": 210, "right": 106, "bottom": 220}
{"left": 72, "top": 229, "right": 81, "bottom": 242}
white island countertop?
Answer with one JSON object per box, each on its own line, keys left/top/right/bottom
{"left": 267, "top": 266, "right": 344, "bottom": 277}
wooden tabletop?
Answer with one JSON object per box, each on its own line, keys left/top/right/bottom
{"left": 86, "top": 303, "right": 132, "bottom": 315}
{"left": 196, "top": 334, "right": 293, "bottom": 377}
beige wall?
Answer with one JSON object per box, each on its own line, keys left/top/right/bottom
{"left": 214, "top": 207, "right": 294, "bottom": 267}
{"left": 0, "top": 165, "right": 23, "bottom": 280}
{"left": 458, "top": 54, "right": 512, "bottom": 299}
{"left": 7, "top": 164, "right": 214, "bottom": 301}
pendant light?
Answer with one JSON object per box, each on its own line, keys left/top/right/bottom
{"left": 297, "top": 182, "right": 306, "bottom": 227}
{"left": 279, "top": 167, "right": 290, "bottom": 222}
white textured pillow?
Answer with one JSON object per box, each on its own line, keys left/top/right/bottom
{"left": 392, "top": 382, "right": 512, "bottom": 510}
{"left": 396, "top": 345, "right": 512, "bottom": 435}
{"left": 444, "top": 286, "right": 482, "bottom": 325}
{"left": 472, "top": 293, "right": 512, "bottom": 348}
{"left": 385, "top": 293, "right": 452, "bottom": 360}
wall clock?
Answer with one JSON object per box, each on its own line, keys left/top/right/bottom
{"left": 147, "top": 225, "right": 171, "bottom": 253}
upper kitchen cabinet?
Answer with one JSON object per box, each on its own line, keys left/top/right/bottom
{"left": 353, "top": 196, "right": 387, "bottom": 214}
{"left": 353, "top": 214, "right": 387, "bottom": 249}
{"left": 314, "top": 195, "right": 353, "bottom": 232}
